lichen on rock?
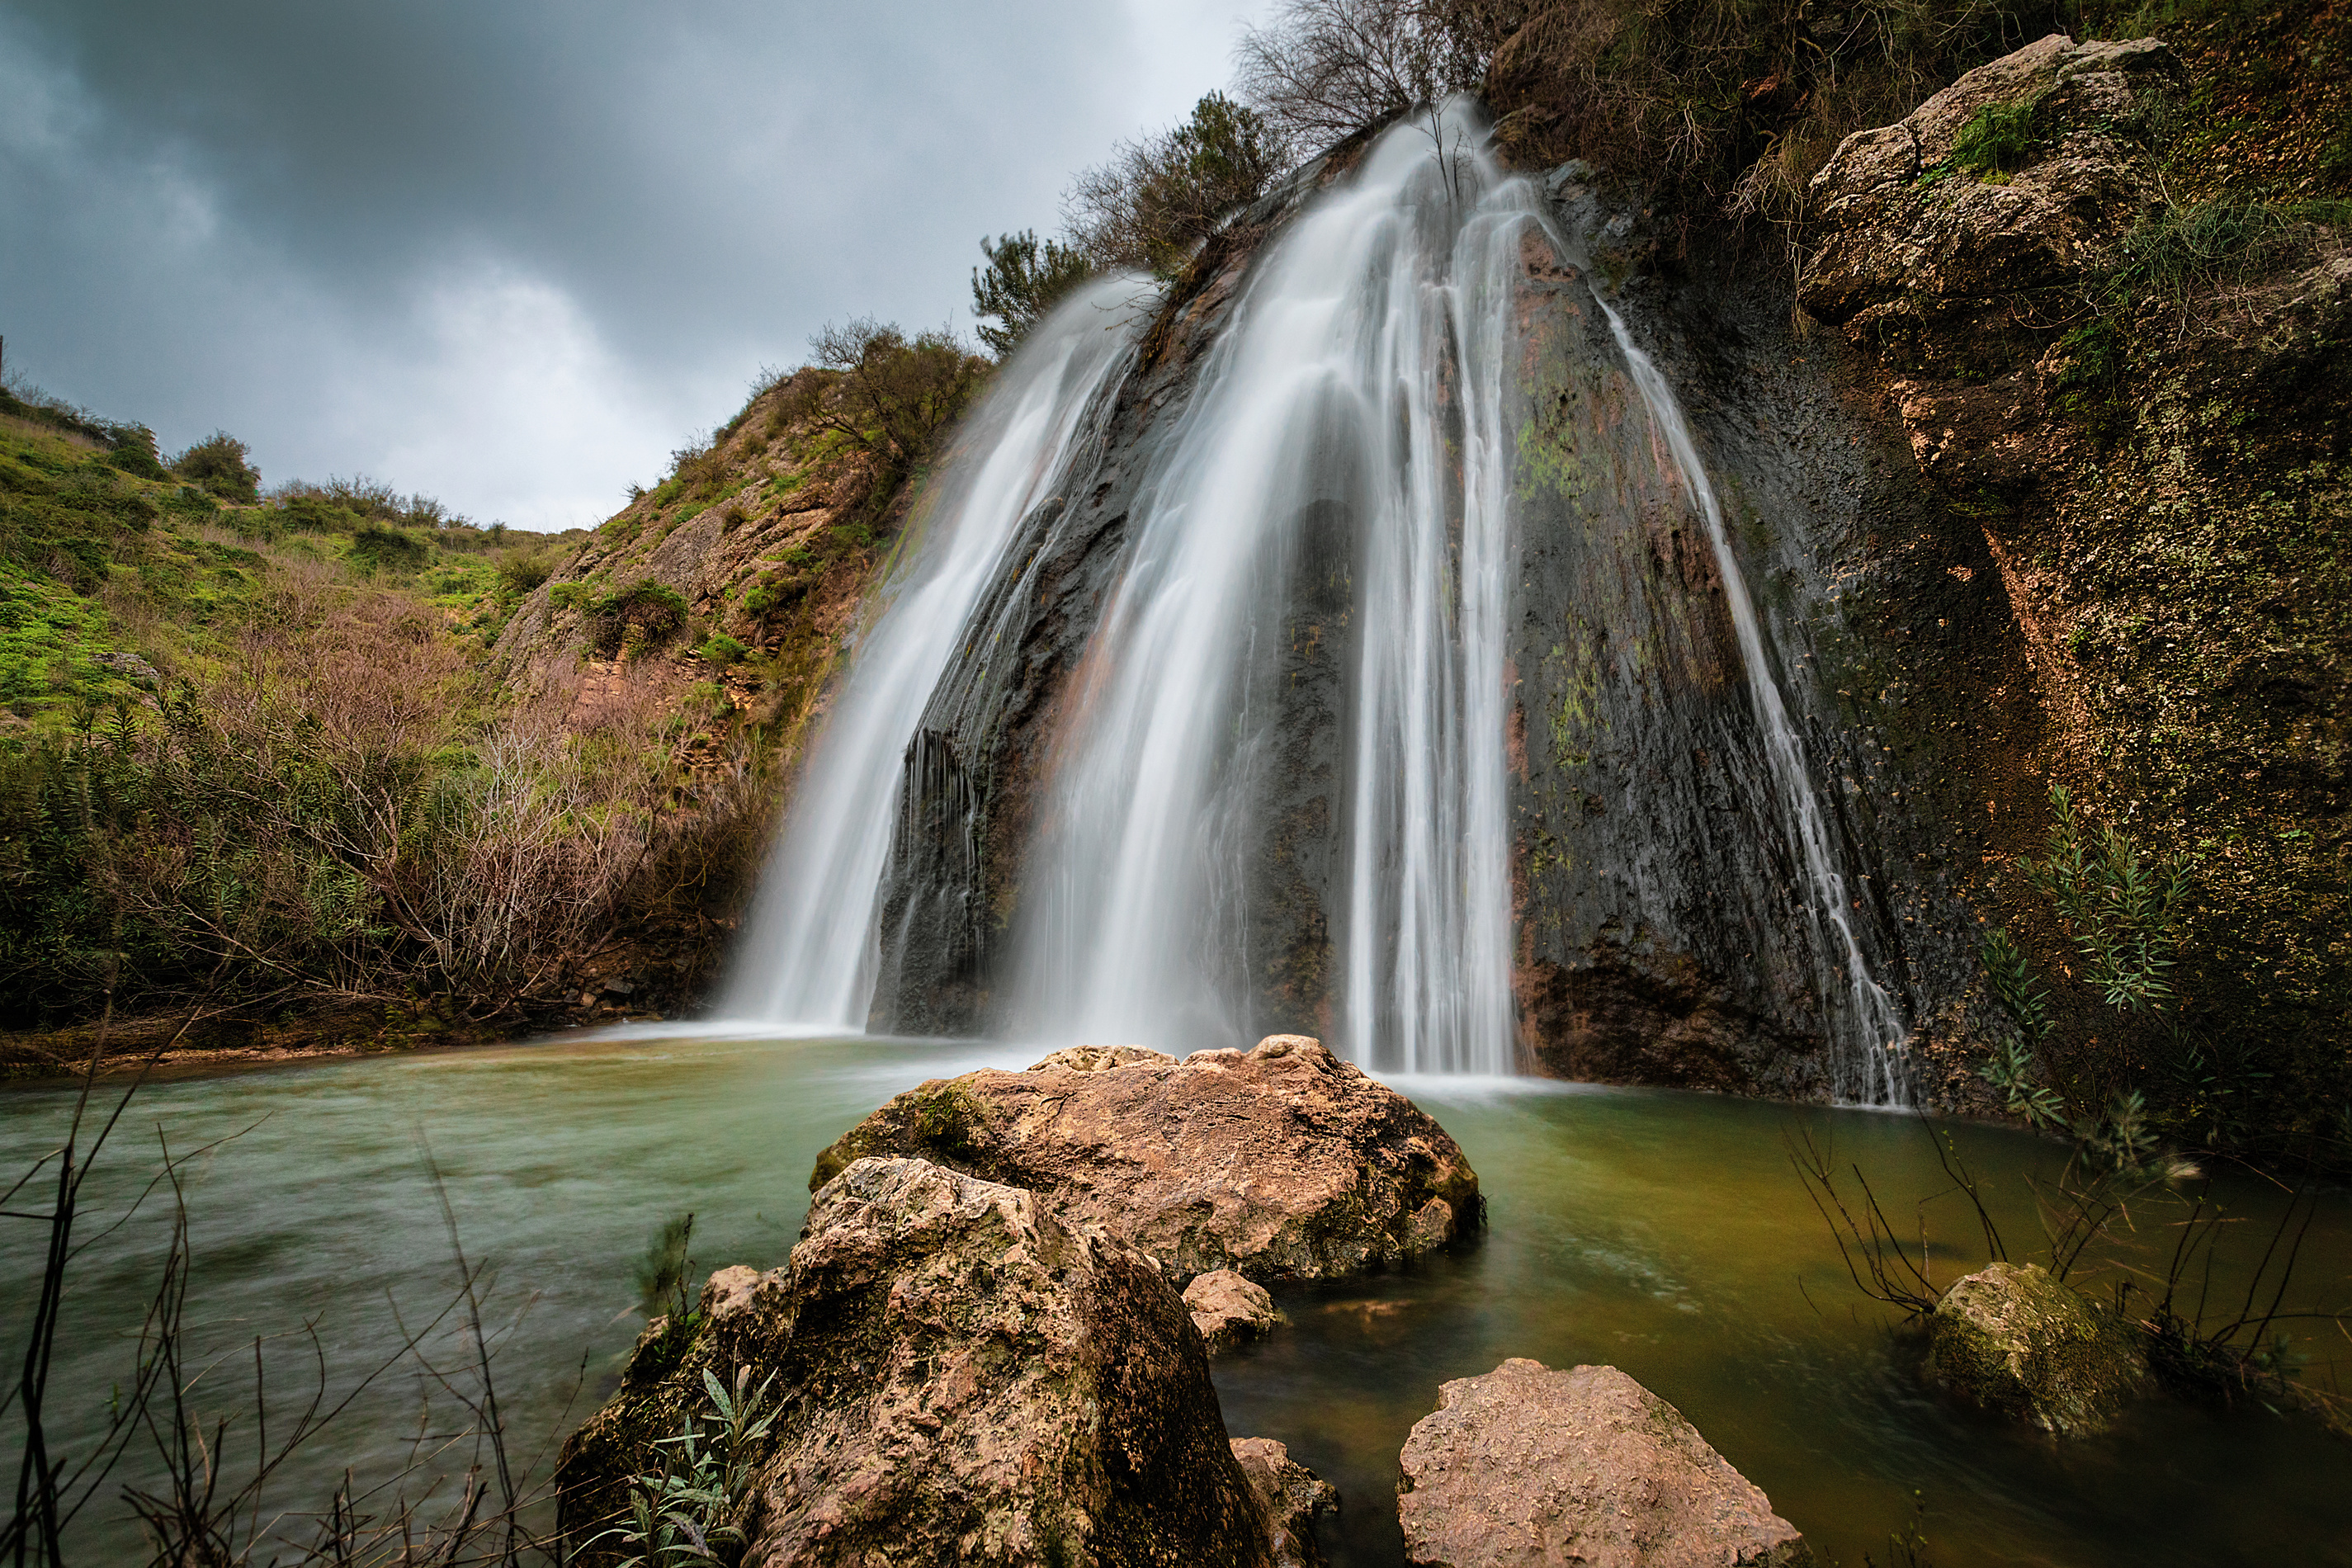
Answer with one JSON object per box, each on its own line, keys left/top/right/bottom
{"left": 1928, "top": 1261, "right": 2147, "bottom": 1435}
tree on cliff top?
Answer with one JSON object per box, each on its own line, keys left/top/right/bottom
{"left": 971, "top": 230, "right": 1096, "bottom": 357}
{"left": 1064, "top": 92, "right": 1286, "bottom": 276}
{"left": 1235, "top": 0, "right": 1507, "bottom": 149}
{"left": 780, "top": 319, "right": 985, "bottom": 461}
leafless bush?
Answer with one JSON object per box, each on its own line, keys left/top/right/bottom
{"left": 779, "top": 319, "right": 985, "bottom": 462}
{"left": 1234, "top": 0, "right": 1505, "bottom": 152}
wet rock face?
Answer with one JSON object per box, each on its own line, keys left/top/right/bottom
{"left": 1929, "top": 1262, "right": 2147, "bottom": 1435}
{"left": 809, "top": 1035, "right": 1481, "bottom": 1285}
{"left": 1397, "top": 1359, "right": 1813, "bottom": 1568}
{"left": 560, "top": 1156, "right": 1273, "bottom": 1567}
{"left": 1230, "top": 1438, "right": 1339, "bottom": 1568}
{"left": 1186, "top": 1268, "right": 1285, "bottom": 1353}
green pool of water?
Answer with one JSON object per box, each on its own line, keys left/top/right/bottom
{"left": 3, "top": 1030, "right": 2345, "bottom": 1565}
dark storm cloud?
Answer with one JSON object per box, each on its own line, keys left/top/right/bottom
{"left": 0, "top": 0, "right": 1270, "bottom": 527}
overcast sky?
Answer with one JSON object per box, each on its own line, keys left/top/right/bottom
{"left": 1, "top": 0, "right": 1277, "bottom": 531}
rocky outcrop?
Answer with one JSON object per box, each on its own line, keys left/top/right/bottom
{"left": 1796, "top": 30, "right": 2352, "bottom": 1130}
{"left": 560, "top": 1156, "right": 1273, "bottom": 1566}
{"left": 1397, "top": 1359, "right": 1812, "bottom": 1568}
{"left": 1186, "top": 1269, "right": 1285, "bottom": 1353}
{"left": 1928, "top": 1262, "right": 2147, "bottom": 1435}
{"left": 808, "top": 1035, "right": 1481, "bottom": 1285}
{"left": 1230, "top": 1438, "right": 1339, "bottom": 1568}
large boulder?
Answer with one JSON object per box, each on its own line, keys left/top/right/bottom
{"left": 560, "top": 1156, "right": 1273, "bottom": 1566}
{"left": 1928, "top": 1261, "right": 2147, "bottom": 1435}
{"left": 1396, "top": 1359, "right": 1812, "bottom": 1568}
{"left": 808, "top": 1035, "right": 1481, "bottom": 1285}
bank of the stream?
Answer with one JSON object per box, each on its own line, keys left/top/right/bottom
{"left": 2, "top": 1030, "right": 2345, "bottom": 1566}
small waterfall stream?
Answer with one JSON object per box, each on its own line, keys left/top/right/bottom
{"left": 725, "top": 277, "right": 1142, "bottom": 1027}
{"left": 1598, "top": 304, "right": 1910, "bottom": 1104}
{"left": 729, "top": 106, "right": 1910, "bottom": 1103}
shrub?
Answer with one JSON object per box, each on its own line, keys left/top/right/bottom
{"left": 971, "top": 230, "right": 1097, "bottom": 355}
{"left": 498, "top": 552, "right": 553, "bottom": 596}
{"left": 585, "top": 579, "right": 690, "bottom": 655}
{"left": 102, "top": 424, "right": 170, "bottom": 481}
{"left": 1064, "top": 92, "right": 1287, "bottom": 275}
{"left": 696, "top": 632, "right": 748, "bottom": 664}
{"left": 777, "top": 319, "right": 986, "bottom": 462}
{"left": 170, "top": 431, "right": 262, "bottom": 502}
{"left": 348, "top": 524, "right": 431, "bottom": 574}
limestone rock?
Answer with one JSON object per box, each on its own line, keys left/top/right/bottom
{"left": 1397, "top": 1359, "right": 1811, "bottom": 1568}
{"left": 1230, "top": 1438, "right": 1338, "bottom": 1568}
{"left": 1800, "top": 32, "right": 2180, "bottom": 419}
{"left": 1929, "top": 1261, "right": 2147, "bottom": 1435}
{"left": 1186, "top": 1268, "right": 1285, "bottom": 1353}
{"left": 560, "top": 1156, "right": 1273, "bottom": 1567}
{"left": 808, "top": 1034, "right": 1481, "bottom": 1285}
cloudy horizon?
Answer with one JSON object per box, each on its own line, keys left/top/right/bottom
{"left": 2, "top": 0, "right": 1277, "bottom": 531}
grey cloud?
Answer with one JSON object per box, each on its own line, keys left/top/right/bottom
{"left": 2, "top": 0, "right": 1270, "bottom": 527}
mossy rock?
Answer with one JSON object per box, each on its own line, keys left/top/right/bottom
{"left": 1928, "top": 1262, "right": 2147, "bottom": 1435}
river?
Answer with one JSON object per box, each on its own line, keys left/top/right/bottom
{"left": 4, "top": 1030, "right": 2345, "bottom": 1566}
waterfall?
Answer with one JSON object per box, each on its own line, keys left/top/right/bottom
{"left": 725, "top": 276, "right": 1143, "bottom": 1027}
{"left": 1596, "top": 303, "right": 1910, "bottom": 1105}
{"left": 1005, "top": 103, "right": 1523, "bottom": 1073}
{"left": 725, "top": 103, "right": 1912, "bottom": 1100}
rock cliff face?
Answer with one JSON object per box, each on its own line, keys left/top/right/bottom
{"left": 1795, "top": 31, "right": 2350, "bottom": 1130}
{"left": 810, "top": 1035, "right": 1481, "bottom": 1283}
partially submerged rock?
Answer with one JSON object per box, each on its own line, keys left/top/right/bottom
{"left": 561, "top": 1155, "right": 1273, "bottom": 1566}
{"left": 1929, "top": 1261, "right": 2147, "bottom": 1435}
{"left": 1187, "top": 1268, "right": 1285, "bottom": 1353}
{"left": 1397, "top": 1358, "right": 1812, "bottom": 1568}
{"left": 1230, "top": 1438, "right": 1339, "bottom": 1568}
{"left": 809, "top": 1034, "right": 1481, "bottom": 1285}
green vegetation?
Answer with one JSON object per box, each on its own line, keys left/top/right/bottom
{"left": 971, "top": 230, "right": 1095, "bottom": 355}
{"left": 592, "top": 1367, "right": 775, "bottom": 1568}
{"left": 170, "top": 431, "right": 261, "bottom": 501}
{"left": 775, "top": 319, "right": 986, "bottom": 462}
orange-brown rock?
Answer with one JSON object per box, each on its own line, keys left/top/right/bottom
{"left": 807, "top": 1034, "right": 1481, "bottom": 1285}
{"left": 560, "top": 1155, "right": 1273, "bottom": 1566}
{"left": 1230, "top": 1438, "right": 1339, "bottom": 1568}
{"left": 1397, "top": 1359, "right": 1812, "bottom": 1568}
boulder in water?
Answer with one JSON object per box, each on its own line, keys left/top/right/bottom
{"left": 808, "top": 1034, "right": 1481, "bottom": 1285}
{"left": 560, "top": 1155, "right": 1273, "bottom": 1566}
{"left": 1187, "top": 1268, "right": 1285, "bottom": 1353}
{"left": 1928, "top": 1261, "right": 2147, "bottom": 1435}
{"left": 1230, "top": 1437, "right": 1339, "bottom": 1568}
{"left": 1396, "top": 1358, "right": 1812, "bottom": 1568}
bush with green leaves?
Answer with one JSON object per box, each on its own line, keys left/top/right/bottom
{"left": 349, "top": 523, "right": 432, "bottom": 575}
{"left": 2026, "top": 784, "right": 2191, "bottom": 1013}
{"left": 695, "top": 633, "right": 747, "bottom": 665}
{"left": 170, "top": 431, "right": 261, "bottom": 503}
{"left": 971, "top": 230, "right": 1096, "bottom": 356}
{"left": 586, "top": 579, "right": 692, "bottom": 656}
{"left": 776, "top": 319, "right": 985, "bottom": 463}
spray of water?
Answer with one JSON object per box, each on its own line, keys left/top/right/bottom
{"left": 725, "top": 277, "right": 1143, "bottom": 1027}
{"left": 1596, "top": 301, "right": 1910, "bottom": 1105}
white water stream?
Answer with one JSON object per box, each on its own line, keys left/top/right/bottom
{"left": 725, "top": 277, "right": 1142, "bottom": 1026}
{"left": 1599, "top": 304, "right": 1910, "bottom": 1103}
{"left": 1008, "top": 105, "right": 1523, "bottom": 1072}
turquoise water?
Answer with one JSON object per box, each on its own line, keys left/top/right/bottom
{"left": 3, "top": 1031, "right": 2345, "bottom": 1565}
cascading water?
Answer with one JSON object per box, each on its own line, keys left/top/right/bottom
{"left": 725, "top": 276, "right": 1142, "bottom": 1027}
{"left": 729, "top": 102, "right": 1913, "bottom": 1098}
{"left": 1006, "top": 103, "right": 1524, "bottom": 1073}
{"left": 1595, "top": 303, "right": 1910, "bottom": 1105}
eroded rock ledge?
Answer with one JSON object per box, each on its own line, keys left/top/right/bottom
{"left": 808, "top": 1034, "right": 1482, "bottom": 1285}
